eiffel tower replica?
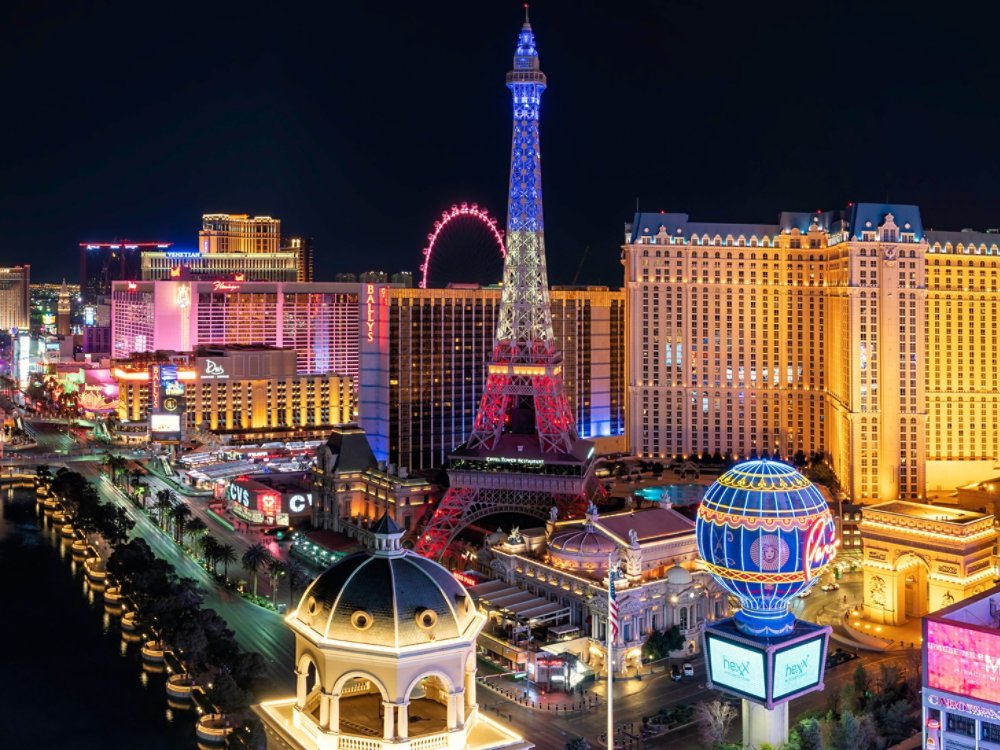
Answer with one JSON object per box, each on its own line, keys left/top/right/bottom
{"left": 416, "top": 11, "right": 600, "bottom": 560}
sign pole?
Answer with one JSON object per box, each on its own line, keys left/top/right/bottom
{"left": 607, "top": 552, "right": 615, "bottom": 749}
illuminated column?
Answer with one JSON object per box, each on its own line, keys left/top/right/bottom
{"left": 318, "top": 690, "right": 331, "bottom": 728}
{"left": 397, "top": 702, "right": 409, "bottom": 739}
{"left": 295, "top": 668, "right": 308, "bottom": 709}
{"left": 446, "top": 691, "right": 462, "bottom": 730}
{"left": 743, "top": 700, "right": 788, "bottom": 749}
{"left": 329, "top": 692, "right": 340, "bottom": 733}
{"left": 464, "top": 667, "right": 477, "bottom": 709}
{"left": 382, "top": 701, "right": 395, "bottom": 739}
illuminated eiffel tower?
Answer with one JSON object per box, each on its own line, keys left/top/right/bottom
{"left": 416, "top": 11, "right": 599, "bottom": 560}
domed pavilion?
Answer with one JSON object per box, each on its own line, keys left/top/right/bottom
{"left": 253, "top": 515, "right": 531, "bottom": 750}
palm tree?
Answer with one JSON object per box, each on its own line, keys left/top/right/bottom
{"left": 217, "top": 544, "right": 237, "bottom": 579}
{"left": 154, "top": 490, "right": 173, "bottom": 528}
{"left": 266, "top": 558, "right": 287, "bottom": 604}
{"left": 284, "top": 559, "right": 310, "bottom": 607}
{"left": 200, "top": 535, "right": 221, "bottom": 572}
{"left": 133, "top": 479, "right": 148, "bottom": 509}
{"left": 241, "top": 543, "right": 272, "bottom": 598}
{"left": 169, "top": 503, "right": 192, "bottom": 544}
{"left": 185, "top": 517, "right": 207, "bottom": 549}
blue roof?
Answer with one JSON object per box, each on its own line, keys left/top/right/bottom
{"left": 845, "top": 203, "right": 923, "bottom": 241}
{"left": 629, "top": 204, "right": 926, "bottom": 244}
{"left": 925, "top": 229, "right": 1000, "bottom": 248}
{"left": 628, "top": 212, "right": 779, "bottom": 243}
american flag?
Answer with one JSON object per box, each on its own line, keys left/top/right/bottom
{"left": 608, "top": 564, "right": 619, "bottom": 643}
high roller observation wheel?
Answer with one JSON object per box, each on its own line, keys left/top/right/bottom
{"left": 418, "top": 202, "right": 506, "bottom": 289}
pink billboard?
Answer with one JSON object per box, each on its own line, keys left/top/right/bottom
{"left": 927, "top": 620, "right": 1000, "bottom": 703}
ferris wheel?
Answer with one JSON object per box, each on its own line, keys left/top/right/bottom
{"left": 418, "top": 203, "right": 506, "bottom": 289}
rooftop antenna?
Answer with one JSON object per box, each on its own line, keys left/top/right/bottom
{"left": 524, "top": 3, "right": 530, "bottom": 23}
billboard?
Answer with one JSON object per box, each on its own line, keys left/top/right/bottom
{"left": 149, "top": 364, "right": 185, "bottom": 442}
{"left": 227, "top": 477, "right": 312, "bottom": 526}
{"left": 926, "top": 619, "right": 1000, "bottom": 704}
{"left": 772, "top": 635, "right": 825, "bottom": 701}
{"left": 150, "top": 414, "right": 182, "bottom": 442}
{"left": 704, "top": 620, "right": 830, "bottom": 707}
{"left": 705, "top": 632, "right": 768, "bottom": 701}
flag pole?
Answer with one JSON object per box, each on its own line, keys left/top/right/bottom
{"left": 607, "top": 551, "right": 615, "bottom": 749}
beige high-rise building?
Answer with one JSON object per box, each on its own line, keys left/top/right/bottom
{"left": 624, "top": 204, "right": 998, "bottom": 504}
{"left": 199, "top": 213, "right": 280, "bottom": 254}
{"left": 0, "top": 265, "right": 30, "bottom": 331}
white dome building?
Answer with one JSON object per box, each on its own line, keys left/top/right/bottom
{"left": 254, "top": 515, "right": 531, "bottom": 750}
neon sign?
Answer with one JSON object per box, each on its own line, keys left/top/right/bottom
{"left": 453, "top": 571, "right": 479, "bottom": 587}
{"left": 365, "top": 284, "right": 376, "bottom": 342}
{"left": 803, "top": 517, "right": 839, "bottom": 581}
{"left": 127, "top": 282, "right": 137, "bottom": 291}
{"left": 212, "top": 281, "right": 240, "bottom": 292}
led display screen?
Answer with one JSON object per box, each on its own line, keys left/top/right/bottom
{"left": 705, "top": 633, "right": 767, "bottom": 700}
{"left": 926, "top": 620, "right": 1000, "bottom": 704}
{"left": 150, "top": 414, "right": 181, "bottom": 442}
{"left": 772, "top": 635, "right": 824, "bottom": 700}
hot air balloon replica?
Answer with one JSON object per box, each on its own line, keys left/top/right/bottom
{"left": 696, "top": 459, "right": 839, "bottom": 748}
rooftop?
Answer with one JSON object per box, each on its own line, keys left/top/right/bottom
{"left": 596, "top": 506, "right": 694, "bottom": 544}
{"left": 866, "top": 500, "right": 990, "bottom": 525}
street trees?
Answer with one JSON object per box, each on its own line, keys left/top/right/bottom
{"left": 217, "top": 544, "right": 237, "bottom": 579}
{"left": 200, "top": 535, "right": 221, "bottom": 572}
{"left": 241, "top": 543, "right": 272, "bottom": 597}
{"left": 154, "top": 489, "right": 173, "bottom": 528}
{"left": 695, "top": 699, "right": 738, "bottom": 748}
{"left": 642, "top": 625, "right": 684, "bottom": 661}
{"left": 169, "top": 503, "right": 192, "bottom": 544}
{"left": 284, "top": 559, "right": 310, "bottom": 606}
{"left": 266, "top": 558, "right": 287, "bottom": 604}
{"left": 185, "top": 517, "right": 207, "bottom": 549}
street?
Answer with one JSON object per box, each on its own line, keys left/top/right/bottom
{"left": 18, "top": 420, "right": 298, "bottom": 693}
{"left": 20, "top": 420, "right": 912, "bottom": 749}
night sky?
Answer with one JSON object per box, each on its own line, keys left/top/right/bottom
{"left": 3, "top": 1, "right": 999, "bottom": 284}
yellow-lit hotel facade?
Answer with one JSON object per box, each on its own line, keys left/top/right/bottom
{"left": 623, "top": 203, "right": 1000, "bottom": 503}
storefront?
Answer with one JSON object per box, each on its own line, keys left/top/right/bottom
{"left": 226, "top": 476, "right": 314, "bottom": 527}
{"left": 923, "top": 589, "right": 1000, "bottom": 750}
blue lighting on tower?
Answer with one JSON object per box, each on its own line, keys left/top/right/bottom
{"left": 505, "top": 9, "right": 547, "bottom": 235}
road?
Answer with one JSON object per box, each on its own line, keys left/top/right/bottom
{"left": 21, "top": 421, "right": 906, "bottom": 749}
{"left": 480, "top": 646, "right": 916, "bottom": 750}
{"left": 13, "top": 419, "right": 299, "bottom": 692}
{"left": 138, "top": 469, "right": 295, "bottom": 602}
{"left": 71, "top": 460, "right": 297, "bottom": 694}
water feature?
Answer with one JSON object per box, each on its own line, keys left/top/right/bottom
{"left": 634, "top": 483, "right": 706, "bottom": 506}
{"left": 0, "top": 484, "right": 196, "bottom": 748}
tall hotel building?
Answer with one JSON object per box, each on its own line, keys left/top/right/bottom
{"left": 0, "top": 265, "right": 30, "bottom": 330}
{"left": 199, "top": 213, "right": 280, "bottom": 254}
{"left": 140, "top": 250, "right": 299, "bottom": 282}
{"left": 111, "top": 280, "right": 359, "bottom": 386}
{"left": 358, "top": 285, "right": 626, "bottom": 471}
{"left": 625, "top": 203, "right": 1000, "bottom": 503}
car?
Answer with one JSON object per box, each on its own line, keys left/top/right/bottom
{"left": 682, "top": 662, "right": 694, "bottom": 677}
{"left": 821, "top": 582, "right": 840, "bottom": 592}
{"left": 670, "top": 665, "right": 682, "bottom": 682}
{"left": 797, "top": 589, "right": 813, "bottom": 599}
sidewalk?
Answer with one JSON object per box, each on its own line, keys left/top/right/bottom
{"left": 144, "top": 461, "right": 213, "bottom": 497}
{"left": 478, "top": 659, "right": 672, "bottom": 712}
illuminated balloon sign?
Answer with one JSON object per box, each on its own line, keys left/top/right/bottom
{"left": 696, "top": 459, "right": 839, "bottom": 637}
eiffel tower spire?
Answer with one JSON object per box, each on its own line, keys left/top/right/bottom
{"left": 416, "top": 14, "right": 599, "bottom": 561}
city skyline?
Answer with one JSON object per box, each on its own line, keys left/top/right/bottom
{"left": 4, "top": 1, "right": 1000, "bottom": 284}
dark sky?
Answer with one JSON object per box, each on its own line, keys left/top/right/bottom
{"left": 3, "top": 1, "right": 999, "bottom": 284}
